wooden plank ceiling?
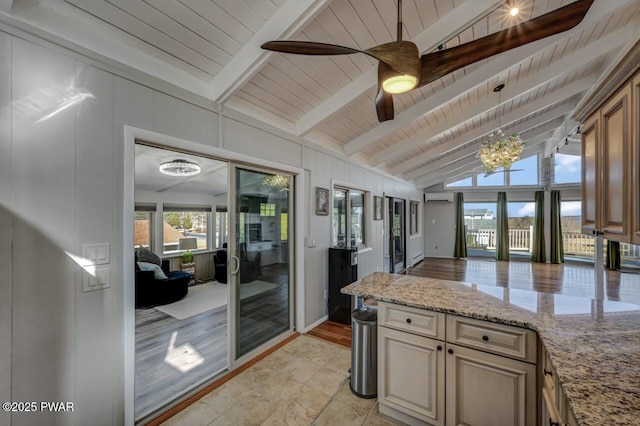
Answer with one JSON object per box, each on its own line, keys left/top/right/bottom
{"left": 8, "top": 0, "right": 639, "bottom": 187}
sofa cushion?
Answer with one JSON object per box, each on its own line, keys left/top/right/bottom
{"left": 137, "top": 261, "right": 168, "bottom": 280}
{"left": 136, "top": 246, "right": 162, "bottom": 266}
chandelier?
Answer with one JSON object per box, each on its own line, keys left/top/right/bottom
{"left": 159, "top": 159, "right": 201, "bottom": 177}
{"left": 262, "top": 174, "right": 290, "bottom": 191}
{"left": 477, "top": 129, "right": 524, "bottom": 174}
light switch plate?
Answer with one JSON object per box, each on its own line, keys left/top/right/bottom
{"left": 82, "top": 266, "right": 111, "bottom": 292}
{"left": 82, "top": 243, "right": 111, "bottom": 265}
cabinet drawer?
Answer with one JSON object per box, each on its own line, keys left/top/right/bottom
{"left": 446, "top": 315, "right": 536, "bottom": 363}
{"left": 378, "top": 301, "right": 445, "bottom": 340}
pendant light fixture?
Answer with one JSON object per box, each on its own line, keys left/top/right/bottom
{"left": 159, "top": 159, "right": 201, "bottom": 177}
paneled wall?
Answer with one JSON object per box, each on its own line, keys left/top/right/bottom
{"left": 0, "top": 29, "right": 423, "bottom": 425}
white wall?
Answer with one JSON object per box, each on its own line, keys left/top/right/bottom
{"left": 0, "top": 29, "right": 423, "bottom": 425}
{"left": 302, "top": 148, "right": 423, "bottom": 325}
{"left": 423, "top": 200, "right": 457, "bottom": 258}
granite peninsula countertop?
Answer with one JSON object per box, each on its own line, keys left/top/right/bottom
{"left": 342, "top": 272, "right": 640, "bottom": 426}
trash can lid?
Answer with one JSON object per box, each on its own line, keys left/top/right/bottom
{"left": 352, "top": 306, "right": 377, "bottom": 325}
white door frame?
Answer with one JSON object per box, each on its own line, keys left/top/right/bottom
{"left": 122, "top": 125, "right": 306, "bottom": 425}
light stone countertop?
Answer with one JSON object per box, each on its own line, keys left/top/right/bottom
{"left": 341, "top": 272, "right": 640, "bottom": 426}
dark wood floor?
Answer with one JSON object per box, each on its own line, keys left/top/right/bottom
{"left": 407, "top": 257, "right": 640, "bottom": 304}
{"left": 307, "top": 257, "right": 640, "bottom": 347}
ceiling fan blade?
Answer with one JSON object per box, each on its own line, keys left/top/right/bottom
{"left": 376, "top": 63, "right": 395, "bottom": 122}
{"left": 261, "top": 41, "right": 361, "bottom": 56}
{"left": 365, "top": 41, "right": 420, "bottom": 76}
{"left": 417, "top": 0, "right": 594, "bottom": 88}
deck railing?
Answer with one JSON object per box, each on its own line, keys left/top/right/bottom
{"left": 466, "top": 227, "right": 639, "bottom": 260}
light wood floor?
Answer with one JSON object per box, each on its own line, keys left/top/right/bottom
{"left": 136, "top": 264, "right": 291, "bottom": 420}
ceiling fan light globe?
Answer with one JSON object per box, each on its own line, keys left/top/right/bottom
{"left": 382, "top": 75, "right": 417, "bottom": 94}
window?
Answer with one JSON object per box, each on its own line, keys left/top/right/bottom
{"left": 446, "top": 177, "right": 472, "bottom": 187}
{"left": 464, "top": 202, "right": 497, "bottom": 254}
{"left": 509, "top": 155, "right": 538, "bottom": 185}
{"left": 281, "top": 212, "right": 288, "bottom": 241}
{"left": 134, "top": 211, "right": 154, "bottom": 249}
{"left": 333, "top": 187, "right": 367, "bottom": 248}
{"left": 554, "top": 153, "right": 581, "bottom": 184}
{"left": 410, "top": 201, "right": 420, "bottom": 236}
{"left": 260, "top": 203, "right": 276, "bottom": 217}
{"left": 507, "top": 201, "right": 535, "bottom": 255}
{"left": 162, "top": 204, "right": 210, "bottom": 254}
{"left": 477, "top": 169, "right": 505, "bottom": 186}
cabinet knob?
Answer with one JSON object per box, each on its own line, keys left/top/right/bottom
{"left": 543, "top": 369, "right": 553, "bottom": 377}
{"left": 549, "top": 420, "right": 559, "bottom": 426}
{"left": 406, "top": 318, "right": 412, "bottom": 324}
{"left": 482, "top": 335, "right": 489, "bottom": 341}
{"left": 448, "top": 348, "right": 453, "bottom": 354}
{"left": 437, "top": 345, "right": 443, "bottom": 351}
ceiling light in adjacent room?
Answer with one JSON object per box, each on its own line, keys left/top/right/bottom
{"left": 159, "top": 159, "right": 201, "bottom": 177}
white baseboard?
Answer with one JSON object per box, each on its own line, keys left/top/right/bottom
{"left": 410, "top": 253, "right": 424, "bottom": 266}
{"left": 301, "top": 314, "right": 328, "bottom": 333}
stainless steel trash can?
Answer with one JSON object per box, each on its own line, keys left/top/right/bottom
{"left": 350, "top": 306, "right": 377, "bottom": 398}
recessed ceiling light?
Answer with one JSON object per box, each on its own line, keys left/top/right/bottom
{"left": 159, "top": 159, "right": 201, "bottom": 177}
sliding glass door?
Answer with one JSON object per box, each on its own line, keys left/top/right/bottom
{"left": 230, "top": 166, "right": 293, "bottom": 361}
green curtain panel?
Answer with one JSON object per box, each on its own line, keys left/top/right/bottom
{"left": 606, "top": 240, "right": 621, "bottom": 270}
{"left": 495, "top": 192, "right": 509, "bottom": 261}
{"left": 550, "top": 190, "right": 565, "bottom": 264}
{"left": 531, "top": 191, "right": 546, "bottom": 263}
{"left": 454, "top": 192, "right": 468, "bottom": 258}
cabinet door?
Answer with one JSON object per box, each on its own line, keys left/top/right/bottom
{"left": 445, "top": 344, "right": 537, "bottom": 426}
{"left": 581, "top": 112, "right": 599, "bottom": 235}
{"left": 633, "top": 75, "right": 640, "bottom": 245}
{"left": 378, "top": 326, "right": 445, "bottom": 426}
{"left": 601, "top": 84, "right": 632, "bottom": 242}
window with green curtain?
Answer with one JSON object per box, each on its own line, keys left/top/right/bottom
{"left": 454, "top": 193, "right": 467, "bottom": 258}
{"left": 531, "top": 191, "right": 546, "bottom": 263}
{"left": 550, "top": 190, "right": 565, "bottom": 264}
{"left": 495, "top": 192, "right": 509, "bottom": 261}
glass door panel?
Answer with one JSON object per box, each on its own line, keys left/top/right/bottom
{"left": 389, "top": 198, "right": 405, "bottom": 273}
{"left": 232, "top": 167, "right": 292, "bottom": 358}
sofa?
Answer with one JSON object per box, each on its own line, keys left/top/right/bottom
{"left": 135, "top": 256, "right": 190, "bottom": 309}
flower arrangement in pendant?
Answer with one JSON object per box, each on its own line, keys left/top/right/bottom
{"left": 477, "top": 129, "right": 525, "bottom": 174}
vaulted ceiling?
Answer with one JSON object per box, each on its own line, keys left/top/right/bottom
{"left": 3, "top": 0, "right": 639, "bottom": 188}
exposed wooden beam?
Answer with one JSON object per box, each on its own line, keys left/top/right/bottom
{"left": 405, "top": 107, "right": 573, "bottom": 183}
{"left": 390, "top": 77, "right": 593, "bottom": 177}
{"left": 417, "top": 126, "right": 562, "bottom": 187}
{"left": 208, "top": 0, "right": 333, "bottom": 103}
{"left": 403, "top": 103, "right": 577, "bottom": 183}
{"left": 342, "top": 0, "right": 637, "bottom": 158}
{"left": 294, "top": 0, "right": 504, "bottom": 136}
{"left": 372, "top": 26, "right": 631, "bottom": 167}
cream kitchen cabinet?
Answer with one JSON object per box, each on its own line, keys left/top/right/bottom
{"left": 377, "top": 301, "right": 537, "bottom": 426}
{"left": 578, "top": 46, "right": 640, "bottom": 243}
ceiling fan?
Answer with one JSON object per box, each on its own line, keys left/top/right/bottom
{"left": 261, "top": 0, "right": 594, "bottom": 123}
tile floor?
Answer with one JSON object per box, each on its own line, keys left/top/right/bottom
{"left": 161, "top": 335, "right": 406, "bottom": 426}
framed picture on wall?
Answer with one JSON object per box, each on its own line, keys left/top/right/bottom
{"left": 374, "top": 196, "right": 383, "bottom": 220}
{"left": 316, "top": 187, "right": 329, "bottom": 215}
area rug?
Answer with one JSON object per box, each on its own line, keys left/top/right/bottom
{"left": 155, "top": 280, "right": 280, "bottom": 320}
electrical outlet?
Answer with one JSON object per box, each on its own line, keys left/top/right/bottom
{"left": 435, "top": 246, "right": 438, "bottom": 250}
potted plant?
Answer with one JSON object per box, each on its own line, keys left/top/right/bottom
{"left": 181, "top": 250, "right": 196, "bottom": 279}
